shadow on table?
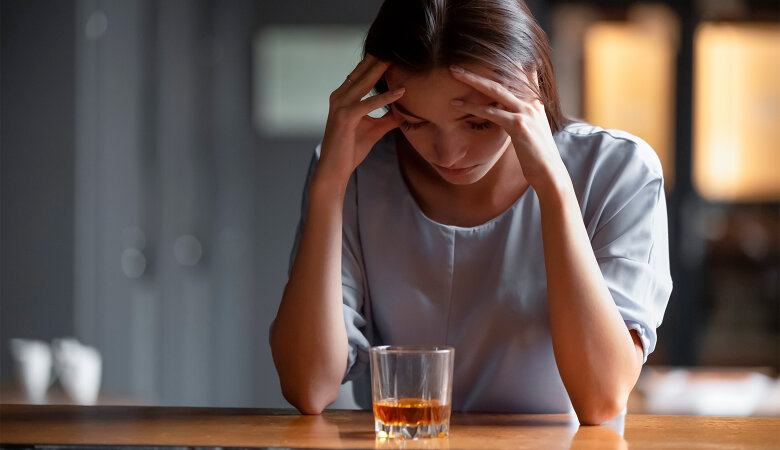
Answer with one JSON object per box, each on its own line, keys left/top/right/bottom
{"left": 451, "top": 412, "right": 576, "bottom": 428}
{"left": 0, "top": 404, "right": 295, "bottom": 423}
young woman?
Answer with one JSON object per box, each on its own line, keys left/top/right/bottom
{"left": 270, "top": 0, "right": 672, "bottom": 425}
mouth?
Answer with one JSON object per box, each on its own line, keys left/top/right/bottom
{"left": 433, "top": 163, "right": 479, "bottom": 176}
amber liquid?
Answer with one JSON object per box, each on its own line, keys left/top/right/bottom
{"left": 373, "top": 398, "right": 451, "bottom": 426}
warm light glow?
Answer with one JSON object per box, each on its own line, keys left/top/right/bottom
{"left": 693, "top": 24, "right": 780, "bottom": 202}
{"left": 584, "top": 20, "right": 677, "bottom": 192}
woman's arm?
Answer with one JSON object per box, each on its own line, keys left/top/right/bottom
{"left": 535, "top": 172, "right": 644, "bottom": 425}
{"left": 448, "top": 65, "right": 645, "bottom": 425}
{"left": 270, "top": 55, "right": 403, "bottom": 414}
{"left": 270, "top": 174, "right": 351, "bottom": 414}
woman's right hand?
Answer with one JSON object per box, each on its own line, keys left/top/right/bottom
{"left": 315, "top": 55, "right": 406, "bottom": 184}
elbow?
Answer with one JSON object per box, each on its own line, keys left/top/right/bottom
{"left": 282, "top": 382, "right": 340, "bottom": 415}
{"left": 269, "top": 323, "right": 348, "bottom": 415}
{"left": 575, "top": 395, "right": 626, "bottom": 426}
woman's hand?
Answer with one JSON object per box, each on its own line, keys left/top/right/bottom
{"left": 316, "top": 55, "right": 406, "bottom": 184}
{"left": 447, "top": 65, "right": 568, "bottom": 190}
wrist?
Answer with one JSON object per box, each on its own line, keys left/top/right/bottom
{"left": 310, "top": 168, "right": 350, "bottom": 198}
{"left": 529, "top": 161, "right": 574, "bottom": 206}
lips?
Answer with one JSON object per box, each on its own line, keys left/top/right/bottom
{"left": 434, "top": 164, "right": 478, "bottom": 175}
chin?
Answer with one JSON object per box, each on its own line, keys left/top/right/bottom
{"left": 435, "top": 164, "right": 490, "bottom": 185}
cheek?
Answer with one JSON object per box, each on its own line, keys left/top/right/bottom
{"left": 468, "top": 128, "right": 511, "bottom": 157}
{"left": 401, "top": 132, "right": 435, "bottom": 157}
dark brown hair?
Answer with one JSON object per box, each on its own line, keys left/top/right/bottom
{"left": 364, "top": 0, "right": 570, "bottom": 133}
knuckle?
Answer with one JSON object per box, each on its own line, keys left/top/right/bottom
{"left": 332, "top": 106, "right": 352, "bottom": 121}
{"left": 328, "top": 90, "right": 340, "bottom": 105}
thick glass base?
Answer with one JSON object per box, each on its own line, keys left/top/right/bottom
{"left": 375, "top": 419, "right": 450, "bottom": 439}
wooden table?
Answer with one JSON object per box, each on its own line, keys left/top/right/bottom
{"left": 1, "top": 404, "right": 778, "bottom": 449}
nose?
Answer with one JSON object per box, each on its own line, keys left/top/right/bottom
{"left": 433, "top": 132, "right": 468, "bottom": 168}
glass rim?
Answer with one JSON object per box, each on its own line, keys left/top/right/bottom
{"left": 369, "top": 345, "right": 454, "bottom": 355}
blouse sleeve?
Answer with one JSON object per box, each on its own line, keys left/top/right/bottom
{"left": 284, "top": 145, "right": 371, "bottom": 383}
{"left": 585, "top": 135, "right": 674, "bottom": 364}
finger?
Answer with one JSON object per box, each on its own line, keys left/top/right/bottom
{"left": 449, "top": 65, "right": 526, "bottom": 113}
{"left": 357, "top": 88, "right": 405, "bottom": 115}
{"left": 335, "top": 54, "right": 379, "bottom": 94}
{"left": 344, "top": 58, "right": 391, "bottom": 100}
{"left": 346, "top": 53, "right": 379, "bottom": 82}
{"left": 449, "top": 99, "right": 516, "bottom": 130}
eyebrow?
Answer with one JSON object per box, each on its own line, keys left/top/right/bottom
{"left": 393, "top": 101, "right": 499, "bottom": 122}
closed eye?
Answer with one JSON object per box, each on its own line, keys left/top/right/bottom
{"left": 401, "top": 120, "right": 493, "bottom": 132}
{"left": 469, "top": 121, "right": 492, "bottom": 130}
{"left": 401, "top": 120, "right": 426, "bottom": 131}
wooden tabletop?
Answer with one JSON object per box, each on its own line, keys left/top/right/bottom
{"left": 1, "top": 404, "right": 778, "bottom": 449}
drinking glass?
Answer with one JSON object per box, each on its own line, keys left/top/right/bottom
{"left": 369, "top": 345, "right": 455, "bottom": 439}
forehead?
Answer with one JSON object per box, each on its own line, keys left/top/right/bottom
{"left": 384, "top": 66, "right": 495, "bottom": 108}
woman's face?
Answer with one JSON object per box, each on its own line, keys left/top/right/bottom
{"left": 384, "top": 65, "right": 513, "bottom": 186}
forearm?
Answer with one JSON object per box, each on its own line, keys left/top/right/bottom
{"left": 534, "top": 168, "right": 643, "bottom": 425}
{"left": 270, "top": 171, "right": 351, "bottom": 414}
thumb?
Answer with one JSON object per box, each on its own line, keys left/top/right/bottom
{"left": 361, "top": 113, "right": 400, "bottom": 145}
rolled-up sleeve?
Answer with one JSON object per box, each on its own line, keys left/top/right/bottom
{"left": 281, "top": 145, "right": 371, "bottom": 382}
{"left": 586, "top": 138, "right": 673, "bottom": 364}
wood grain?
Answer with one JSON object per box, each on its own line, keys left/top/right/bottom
{"left": 0, "top": 404, "right": 777, "bottom": 449}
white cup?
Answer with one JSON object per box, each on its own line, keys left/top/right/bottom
{"left": 51, "top": 337, "right": 102, "bottom": 405}
{"left": 9, "top": 339, "right": 55, "bottom": 404}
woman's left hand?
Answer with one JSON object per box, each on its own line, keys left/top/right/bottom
{"left": 448, "top": 65, "right": 567, "bottom": 190}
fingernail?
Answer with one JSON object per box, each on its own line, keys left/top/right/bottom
{"left": 450, "top": 99, "right": 464, "bottom": 106}
{"left": 392, "top": 88, "right": 406, "bottom": 96}
{"left": 450, "top": 65, "right": 465, "bottom": 74}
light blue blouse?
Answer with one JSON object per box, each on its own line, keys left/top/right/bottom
{"left": 287, "top": 122, "right": 673, "bottom": 414}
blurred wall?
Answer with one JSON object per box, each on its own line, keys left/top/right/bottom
{"left": 68, "top": 0, "right": 387, "bottom": 408}
{"left": 0, "top": 0, "right": 391, "bottom": 408}
{"left": 0, "top": 0, "right": 77, "bottom": 385}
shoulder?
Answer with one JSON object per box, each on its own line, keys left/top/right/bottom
{"left": 555, "top": 122, "right": 664, "bottom": 183}
{"left": 555, "top": 122, "right": 667, "bottom": 226}
{"left": 556, "top": 122, "right": 663, "bottom": 177}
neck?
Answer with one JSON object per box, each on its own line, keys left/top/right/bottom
{"left": 397, "top": 132, "right": 528, "bottom": 211}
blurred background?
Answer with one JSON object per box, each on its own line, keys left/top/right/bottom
{"left": 1, "top": 0, "right": 778, "bottom": 415}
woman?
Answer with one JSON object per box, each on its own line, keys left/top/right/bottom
{"left": 270, "top": 0, "right": 672, "bottom": 425}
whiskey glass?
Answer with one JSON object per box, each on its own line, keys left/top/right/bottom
{"left": 369, "top": 345, "right": 455, "bottom": 439}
